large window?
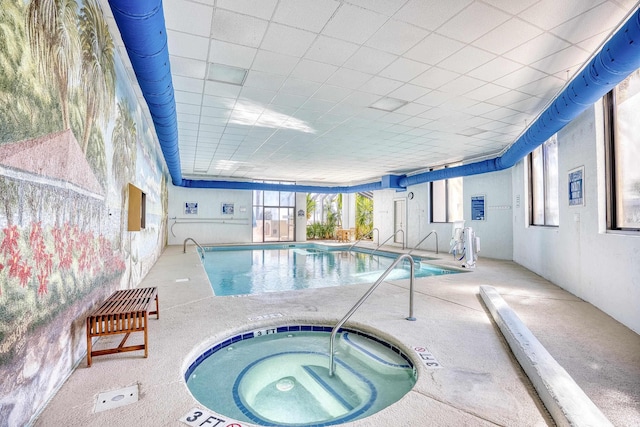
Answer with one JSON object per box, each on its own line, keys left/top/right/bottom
{"left": 253, "top": 188, "right": 295, "bottom": 242}
{"left": 605, "top": 69, "right": 640, "bottom": 231}
{"left": 529, "top": 134, "right": 559, "bottom": 226}
{"left": 430, "top": 170, "right": 462, "bottom": 223}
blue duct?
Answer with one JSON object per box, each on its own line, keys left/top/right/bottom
{"left": 109, "top": 1, "right": 640, "bottom": 192}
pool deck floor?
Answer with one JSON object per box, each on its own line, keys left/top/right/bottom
{"left": 35, "top": 243, "right": 640, "bottom": 427}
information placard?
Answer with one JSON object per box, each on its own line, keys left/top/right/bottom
{"left": 471, "top": 195, "right": 485, "bottom": 221}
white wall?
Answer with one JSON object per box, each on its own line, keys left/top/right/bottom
{"left": 168, "top": 185, "right": 253, "bottom": 245}
{"left": 513, "top": 102, "right": 640, "bottom": 334}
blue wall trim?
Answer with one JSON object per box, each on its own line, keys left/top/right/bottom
{"left": 108, "top": 1, "right": 640, "bottom": 193}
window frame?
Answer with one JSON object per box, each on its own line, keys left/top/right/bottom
{"left": 429, "top": 169, "right": 463, "bottom": 223}
{"left": 528, "top": 134, "right": 559, "bottom": 227}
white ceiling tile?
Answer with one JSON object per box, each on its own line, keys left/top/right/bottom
{"left": 271, "top": 93, "right": 309, "bottom": 108}
{"left": 481, "top": 0, "right": 538, "bottom": 15}
{"left": 170, "top": 56, "right": 207, "bottom": 79}
{"left": 343, "top": 47, "right": 398, "bottom": 74}
{"left": 345, "top": 0, "right": 406, "bottom": 16}
{"left": 577, "top": 30, "right": 612, "bottom": 54}
{"left": 174, "top": 75, "right": 205, "bottom": 93}
{"left": 394, "top": 0, "right": 472, "bottom": 31}
{"left": 438, "top": 75, "right": 486, "bottom": 96}
{"left": 301, "top": 98, "right": 336, "bottom": 113}
{"left": 467, "top": 57, "right": 523, "bottom": 82}
{"left": 509, "top": 96, "right": 548, "bottom": 114}
{"left": 244, "top": 70, "right": 286, "bottom": 90}
{"left": 358, "top": 76, "right": 404, "bottom": 96}
{"left": 176, "top": 103, "right": 201, "bottom": 115}
{"left": 519, "top": 0, "right": 604, "bottom": 30}
{"left": 504, "top": 33, "right": 571, "bottom": 64}
{"left": 175, "top": 90, "right": 203, "bottom": 105}
{"left": 167, "top": 30, "right": 210, "bottom": 60}
{"left": 312, "top": 84, "right": 353, "bottom": 102}
{"left": 239, "top": 87, "right": 277, "bottom": 104}
{"left": 437, "top": 2, "right": 510, "bottom": 43}
{"left": 208, "top": 40, "right": 257, "bottom": 68}
{"left": 465, "top": 83, "right": 511, "bottom": 101}
{"left": 380, "top": 57, "right": 429, "bottom": 81}
{"left": 252, "top": 50, "right": 299, "bottom": 75}
{"left": 322, "top": 3, "right": 388, "bottom": 44}
{"left": 273, "top": 0, "right": 340, "bottom": 32}
{"left": 216, "top": 0, "right": 278, "bottom": 20}
{"left": 201, "top": 106, "right": 231, "bottom": 118}
{"left": 438, "top": 46, "right": 495, "bottom": 74}
{"left": 325, "top": 68, "right": 372, "bottom": 89}
{"left": 261, "top": 24, "right": 317, "bottom": 57}
{"left": 342, "top": 91, "right": 382, "bottom": 107}
{"left": 211, "top": 9, "right": 268, "bottom": 47}
{"left": 365, "top": 19, "right": 430, "bottom": 55}
{"left": 280, "top": 78, "right": 322, "bottom": 97}
{"left": 204, "top": 80, "right": 242, "bottom": 98}
{"left": 494, "top": 67, "right": 549, "bottom": 89}
{"left": 388, "top": 84, "right": 431, "bottom": 102}
{"left": 164, "top": 0, "right": 212, "bottom": 37}
{"left": 415, "top": 90, "right": 456, "bottom": 107}
{"left": 305, "top": 36, "right": 360, "bottom": 66}
{"left": 517, "top": 75, "right": 565, "bottom": 98}
{"left": 530, "top": 46, "right": 588, "bottom": 75}
{"left": 411, "top": 67, "right": 460, "bottom": 90}
{"left": 404, "top": 33, "right": 466, "bottom": 65}
{"left": 473, "top": 18, "right": 543, "bottom": 55}
{"left": 550, "top": 2, "right": 626, "bottom": 44}
{"left": 290, "top": 59, "right": 338, "bottom": 83}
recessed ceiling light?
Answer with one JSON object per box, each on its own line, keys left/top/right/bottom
{"left": 369, "top": 97, "right": 408, "bottom": 112}
{"left": 207, "top": 63, "right": 248, "bottom": 86}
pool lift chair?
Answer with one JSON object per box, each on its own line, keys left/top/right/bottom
{"left": 449, "top": 221, "right": 480, "bottom": 268}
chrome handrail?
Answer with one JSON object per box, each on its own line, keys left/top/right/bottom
{"left": 408, "top": 230, "right": 439, "bottom": 255}
{"left": 370, "top": 229, "right": 405, "bottom": 256}
{"left": 329, "top": 253, "right": 415, "bottom": 376}
{"left": 347, "top": 230, "right": 373, "bottom": 253}
{"left": 183, "top": 237, "right": 204, "bottom": 254}
{"left": 372, "top": 227, "right": 380, "bottom": 245}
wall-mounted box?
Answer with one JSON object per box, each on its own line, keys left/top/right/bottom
{"left": 128, "top": 183, "right": 146, "bottom": 231}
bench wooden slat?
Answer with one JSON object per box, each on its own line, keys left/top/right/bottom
{"left": 86, "top": 287, "right": 158, "bottom": 366}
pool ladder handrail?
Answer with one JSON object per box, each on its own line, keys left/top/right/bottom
{"left": 347, "top": 228, "right": 380, "bottom": 254}
{"left": 370, "top": 229, "right": 404, "bottom": 257}
{"left": 407, "top": 230, "right": 439, "bottom": 255}
{"left": 183, "top": 237, "right": 204, "bottom": 254}
{"left": 329, "top": 253, "right": 415, "bottom": 377}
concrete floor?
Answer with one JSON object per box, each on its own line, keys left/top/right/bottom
{"left": 35, "top": 243, "right": 640, "bottom": 427}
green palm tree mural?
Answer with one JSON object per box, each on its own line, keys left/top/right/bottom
{"left": 78, "top": 0, "right": 115, "bottom": 154}
{"left": 26, "top": 0, "right": 80, "bottom": 131}
{"left": 111, "top": 100, "right": 137, "bottom": 246}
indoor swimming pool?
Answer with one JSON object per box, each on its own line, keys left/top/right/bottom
{"left": 200, "top": 244, "right": 461, "bottom": 296}
{"left": 185, "top": 325, "right": 416, "bottom": 426}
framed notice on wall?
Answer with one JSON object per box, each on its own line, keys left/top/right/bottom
{"left": 184, "top": 202, "right": 198, "bottom": 215}
{"left": 471, "top": 195, "right": 485, "bottom": 221}
{"left": 221, "top": 203, "right": 234, "bottom": 215}
{"left": 568, "top": 166, "right": 585, "bottom": 206}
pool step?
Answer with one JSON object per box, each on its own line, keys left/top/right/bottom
{"left": 340, "top": 333, "right": 412, "bottom": 374}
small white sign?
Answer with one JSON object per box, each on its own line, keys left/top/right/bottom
{"left": 413, "top": 346, "right": 442, "bottom": 368}
{"left": 180, "top": 407, "right": 248, "bottom": 426}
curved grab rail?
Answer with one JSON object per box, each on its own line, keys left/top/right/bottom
{"left": 183, "top": 237, "right": 204, "bottom": 254}
{"left": 372, "top": 228, "right": 380, "bottom": 245}
{"left": 408, "top": 230, "right": 439, "bottom": 255}
{"left": 370, "top": 229, "right": 405, "bottom": 257}
{"left": 347, "top": 230, "right": 374, "bottom": 253}
{"left": 329, "top": 253, "right": 415, "bottom": 376}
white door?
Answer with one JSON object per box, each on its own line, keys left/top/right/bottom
{"left": 394, "top": 199, "right": 406, "bottom": 245}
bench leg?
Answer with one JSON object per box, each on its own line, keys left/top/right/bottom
{"left": 86, "top": 318, "right": 93, "bottom": 367}
{"left": 144, "top": 312, "right": 149, "bottom": 358}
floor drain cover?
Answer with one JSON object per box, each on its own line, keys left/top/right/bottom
{"left": 95, "top": 385, "right": 139, "bottom": 412}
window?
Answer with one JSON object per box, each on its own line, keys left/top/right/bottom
{"left": 430, "top": 170, "right": 462, "bottom": 223}
{"left": 253, "top": 186, "right": 296, "bottom": 242}
{"left": 605, "top": 69, "right": 640, "bottom": 231}
{"left": 529, "top": 134, "right": 559, "bottom": 226}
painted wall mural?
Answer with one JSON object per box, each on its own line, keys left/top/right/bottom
{"left": 0, "top": 0, "right": 168, "bottom": 425}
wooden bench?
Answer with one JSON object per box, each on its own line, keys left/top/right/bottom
{"left": 86, "top": 287, "right": 159, "bottom": 366}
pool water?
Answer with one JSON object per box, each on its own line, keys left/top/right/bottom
{"left": 185, "top": 326, "right": 416, "bottom": 426}
{"left": 201, "top": 245, "right": 460, "bottom": 296}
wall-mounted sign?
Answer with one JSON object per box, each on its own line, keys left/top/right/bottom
{"left": 297, "top": 209, "right": 305, "bottom": 217}
{"left": 568, "top": 166, "right": 584, "bottom": 206}
{"left": 221, "top": 203, "right": 234, "bottom": 215}
{"left": 471, "top": 195, "right": 485, "bottom": 221}
{"left": 184, "top": 202, "right": 198, "bottom": 215}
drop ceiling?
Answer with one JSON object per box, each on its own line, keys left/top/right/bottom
{"left": 100, "top": 0, "right": 638, "bottom": 186}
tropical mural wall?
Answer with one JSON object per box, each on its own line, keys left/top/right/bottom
{"left": 0, "top": 1, "right": 169, "bottom": 425}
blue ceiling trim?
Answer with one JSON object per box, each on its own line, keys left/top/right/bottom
{"left": 108, "top": 0, "right": 640, "bottom": 193}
